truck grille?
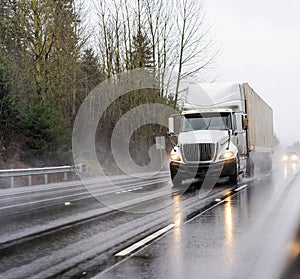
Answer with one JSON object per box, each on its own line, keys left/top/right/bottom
{"left": 182, "top": 143, "right": 216, "bottom": 162}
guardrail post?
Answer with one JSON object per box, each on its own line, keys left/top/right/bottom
{"left": 64, "top": 172, "right": 68, "bottom": 181}
{"left": 28, "top": 175, "right": 32, "bottom": 186}
{"left": 44, "top": 174, "right": 48, "bottom": 184}
{"left": 77, "top": 164, "right": 88, "bottom": 174}
{"left": 10, "top": 177, "right": 14, "bottom": 188}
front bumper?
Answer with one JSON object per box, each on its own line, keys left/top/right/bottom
{"left": 170, "top": 159, "right": 237, "bottom": 179}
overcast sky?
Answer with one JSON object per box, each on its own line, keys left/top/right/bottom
{"left": 205, "top": 0, "right": 300, "bottom": 146}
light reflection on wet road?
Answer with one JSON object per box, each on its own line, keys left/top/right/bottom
{"left": 97, "top": 163, "right": 300, "bottom": 279}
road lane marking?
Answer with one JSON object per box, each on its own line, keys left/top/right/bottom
{"left": 234, "top": 184, "right": 248, "bottom": 192}
{"left": 0, "top": 178, "right": 170, "bottom": 210}
{"left": 115, "top": 224, "right": 175, "bottom": 257}
{"left": 115, "top": 186, "right": 144, "bottom": 194}
{"left": 116, "top": 185, "right": 248, "bottom": 257}
{"left": 0, "top": 176, "right": 168, "bottom": 199}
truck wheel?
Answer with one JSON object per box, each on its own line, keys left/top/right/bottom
{"left": 170, "top": 164, "right": 183, "bottom": 187}
{"left": 246, "top": 157, "right": 254, "bottom": 177}
{"left": 171, "top": 175, "right": 183, "bottom": 187}
{"left": 260, "top": 155, "right": 272, "bottom": 173}
{"left": 229, "top": 158, "right": 239, "bottom": 184}
{"left": 229, "top": 172, "right": 238, "bottom": 184}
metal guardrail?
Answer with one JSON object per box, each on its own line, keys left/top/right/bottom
{"left": 0, "top": 164, "right": 87, "bottom": 188}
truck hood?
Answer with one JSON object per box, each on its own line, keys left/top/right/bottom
{"left": 178, "top": 130, "right": 228, "bottom": 145}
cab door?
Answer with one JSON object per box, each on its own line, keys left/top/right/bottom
{"left": 233, "top": 112, "right": 247, "bottom": 155}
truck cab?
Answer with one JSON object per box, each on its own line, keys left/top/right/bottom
{"left": 169, "top": 108, "right": 247, "bottom": 186}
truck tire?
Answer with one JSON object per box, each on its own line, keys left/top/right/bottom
{"left": 170, "top": 164, "right": 183, "bottom": 187}
{"left": 229, "top": 172, "right": 238, "bottom": 184}
{"left": 260, "top": 154, "right": 272, "bottom": 173}
{"left": 171, "top": 175, "right": 183, "bottom": 187}
{"left": 229, "top": 158, "right": 239, "bottom": 184}
{"left": 246, "top": 157, "right": 254, "bottom": 177}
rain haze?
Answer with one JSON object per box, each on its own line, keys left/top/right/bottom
{"left": 206, "top": 0, "right": 300, "bottom": 146}
{"left": 1, "top": 0, "right": 300, "bottom": 278}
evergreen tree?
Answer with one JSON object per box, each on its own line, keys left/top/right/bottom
{"left": 131, "top": 30, "right": 153, "bottom": 68}
{"left": 0, "top": 54, "right": 19, "bottom": 145}
{"left": 74, "top": 48, "right": 105, "bottom": 113}
{"left": 19, "top": 95, "right": 72, "bottom": 166}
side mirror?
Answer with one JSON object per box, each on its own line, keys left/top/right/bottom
{"left": 166, "top": 131, "right": 175, "bottom": 137}
{"left": 242, "top": 114, "right": 248, "bottom": 130}
{"left": 167, "top": 116, "right": 179, "bottom": 146}
{"left": 168, "top": 117, "right": 175, "bottom": 134}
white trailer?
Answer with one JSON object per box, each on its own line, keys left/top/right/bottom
{"left": 168, "top": 83, "right": 274, "bottom": 186}
{"left": 244, "top": 83, "right": 274, "bottom": 153}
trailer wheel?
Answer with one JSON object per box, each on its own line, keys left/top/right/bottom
{"left": 260, "top": 155, "right": 272, "bottom": 173}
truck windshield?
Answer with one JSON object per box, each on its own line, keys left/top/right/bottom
{"left": 181, "top": 112, "right": 232, "bottom": 132}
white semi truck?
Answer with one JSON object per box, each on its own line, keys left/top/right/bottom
{"left": 168, "top": 83, "right": 274, "bottom": 186}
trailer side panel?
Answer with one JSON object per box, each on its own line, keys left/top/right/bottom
{"left": 243, "top": 83, "right": 274, "bottom": 152}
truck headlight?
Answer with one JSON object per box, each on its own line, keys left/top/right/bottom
{"left": 170, "top": 154, "right": 181, "bottom": 161}
{"left": 219, "top": 151, "right": 235, "bottom": 160}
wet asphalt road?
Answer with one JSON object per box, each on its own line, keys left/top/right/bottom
{"left": 95, "top": 163, "right": 300, "bottom": 279}
{"left": 0, "top": 170, "right": 236, "bottom": 278}
{"left": 0, "top": 163, "right": 300, "bottom": 278}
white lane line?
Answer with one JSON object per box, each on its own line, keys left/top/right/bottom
{"left": 0, "top": 176, "right": 168, "bottom": 198}
{"left": 215, "top": 198, "right": 222, "bottom": 202}
{"left": 234, "top": 184, "right": 248, "bottom": 192}
{"left": 115, "top": 224, "right": 175, "bottom": 257}
{"left": 115, "top": 190, "right": 130, "bottom": 194}
{"left": 115, "top": 187, "right": 144, "bottom": 194}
